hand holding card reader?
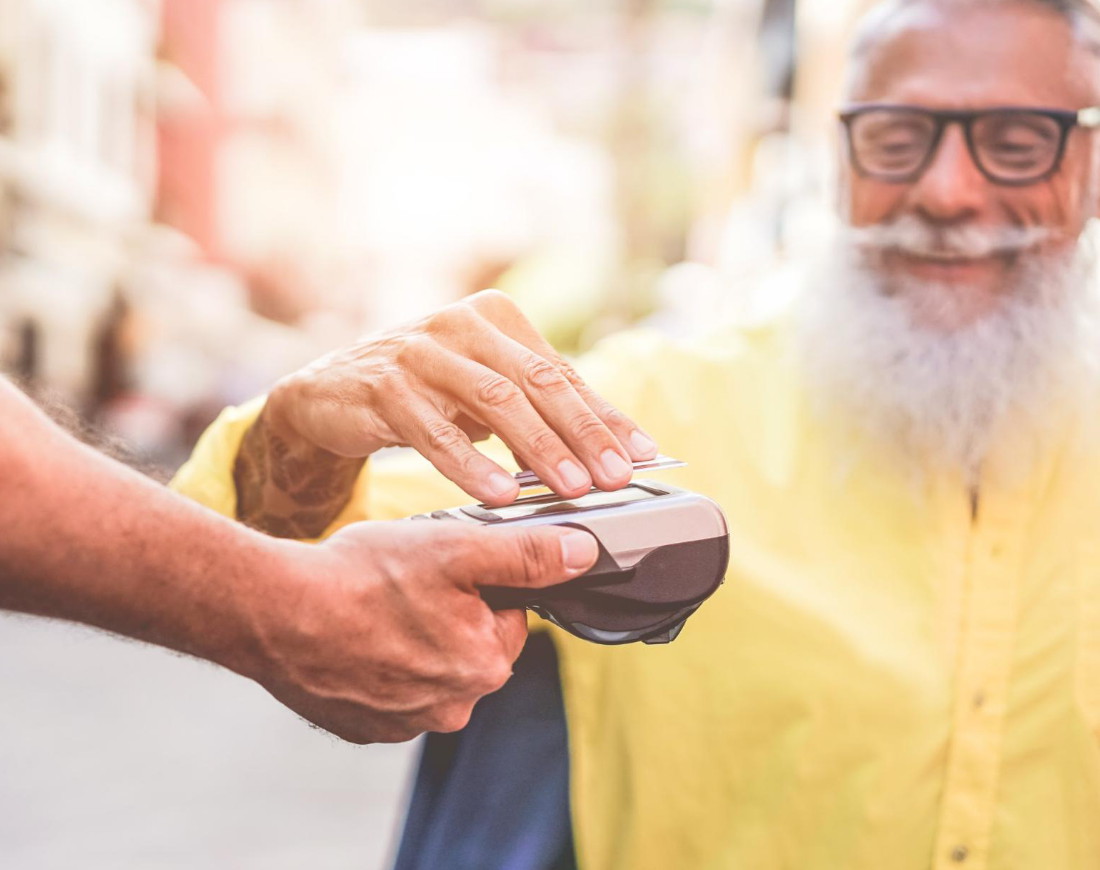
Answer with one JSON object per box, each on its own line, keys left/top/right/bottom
{"left": 410, "top": 458, "right": 729, "bottom": 645}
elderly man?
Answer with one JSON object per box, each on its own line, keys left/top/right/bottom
{"left": 175, "top": 0, "right": 1100, "bottom": 866}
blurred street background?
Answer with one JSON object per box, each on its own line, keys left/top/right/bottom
{"left": 0, "top": 0, "right": 872, "bottom": 866}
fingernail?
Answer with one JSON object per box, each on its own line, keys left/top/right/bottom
{"left": 600, "top": 449, "right": 631, "bottom": 480}
{"left": 557, "top": 458, "right": 590, "bottom": 491}
{"left": 629, "top": 429, "right": 657, "bottom": 457}
{"left": 488, "top": 472, "right": 517, "bottom": 498}
{"left": 561, "top": 530, "right": 598, "bottom": 571}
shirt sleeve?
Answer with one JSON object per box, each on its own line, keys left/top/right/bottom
{"left": 169, "top": 396, "right": 266, "bottom": 520}
{"left": 168, "top": 395, "right": 382, "bottom": 538}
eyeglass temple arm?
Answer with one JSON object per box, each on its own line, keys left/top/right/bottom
{"left": 1078, "top": 107, "right": 1100, "bottom": 128}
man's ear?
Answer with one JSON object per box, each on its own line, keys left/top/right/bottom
{"left": 834, "top": 140, "right": 854, "bottom": 223}
{"left": 1090, "top": 142, "right": 1100, "bottom": 220}
{"left": 1090, "top": 186, "right": 1100, "bottom": 221}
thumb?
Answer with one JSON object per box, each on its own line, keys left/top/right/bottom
{"left": 453, "top": 525, "right": 599, "bottom": 590}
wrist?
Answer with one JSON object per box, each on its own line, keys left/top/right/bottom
{"left": 208, "top": 532, "right": 313, "bottom": 684}
{"left": 234, "top": 382, "right": 365, "bottom": 539}
{"left": 263, "top": 376, "right": 309, "bottom": 447}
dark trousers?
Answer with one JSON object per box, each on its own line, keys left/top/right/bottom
{"left": 392, "top": 632, "right": 576, "bottom": 870}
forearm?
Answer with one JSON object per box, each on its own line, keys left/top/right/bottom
{"left": 233, "top": 398, "right": 365, "bottom": 539}
{"left": 0, "top": 379, "right": 287, "bottom": 678}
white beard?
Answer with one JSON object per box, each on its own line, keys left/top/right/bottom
{"left": 798, "top": 222, "right": 1100, "bottom": 483}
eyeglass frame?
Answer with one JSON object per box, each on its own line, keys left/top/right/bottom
{"left": 837, "top": 103, "right": 1100, "bottom": 187}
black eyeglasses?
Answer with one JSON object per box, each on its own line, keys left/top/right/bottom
{"left": 838, "top": 103, "right": 1100, "bottom": 186}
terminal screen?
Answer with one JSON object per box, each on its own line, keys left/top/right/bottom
{"left": 491, "top": 485, "right": 655, "bottom": 521}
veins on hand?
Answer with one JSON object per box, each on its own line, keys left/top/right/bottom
{"left": 233, "top": 405, "right": 364, "bottom": 539}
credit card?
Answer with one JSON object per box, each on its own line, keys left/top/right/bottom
{"left": 513, "top": 455, "right": 687, "bottom": 490}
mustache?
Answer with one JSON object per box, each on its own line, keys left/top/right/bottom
{"left": 845, "top": 216, "right": 1057, "bottom": 260}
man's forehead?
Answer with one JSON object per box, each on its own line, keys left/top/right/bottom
{"left": 845, "top": 0, "right": 1100, "bottom": 108}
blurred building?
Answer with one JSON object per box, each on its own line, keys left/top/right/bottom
{"left": 0, "top": 0, "right": 355, "bottom": 462}
{"left": 158, "top": 0, "right": 360, "bottom": 324}
{"left": 0, "top": 0, "right": 160, "bottom": 403}
{"left": 0, "top": 0, "right": 881, "bottom": 461}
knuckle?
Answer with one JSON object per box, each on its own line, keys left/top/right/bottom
{"left": 461, "top": 660, "right": 497, "bottom": 698}
{"left": 366, "top": 364, "right": 405, "bottom": 397}
{"left": 595, "top": 399, "right": 631, "bottom": 431}
{"left": 393, "top": 335, "right": 432, "bottom": 369}
{"left": 473, "top": 372, "right": 524, "bottom": 411}
{"left": 556, "top": 359, "right": 585, "bottom": 386}
{"left": 516, "top": 531, "right": 554, "bottom": 584}
{"left": 427, "top": 303, "right": 478, "bottom": 336}
{"left": 527, "top": 429, "right": 564, "bottom": 458}
{"left": 468, "top": 288, "right": 512, "bottom": 314}
{"left": 520, "top": 356, "right": 569, "bottom": 392}
{"left": 432, "top": 704, "right": 475, "bottom": 734}
{"left": 454, "top": 450, "right": 489, "bottom": 481}
{"left": 569, "top": 412, "right": 611, "bottom": 442}
{"left": 606, "top": 409, "right": 632, "bottom": 431}
{"left": 423, "top": 420, "right": 468, "bottom": 455}
{"left": 483, "top": 660, "right": 514, "bottom": 694}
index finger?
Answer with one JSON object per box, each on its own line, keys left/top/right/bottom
{"left": 492, "top": 608, "right": 530, "bottom": 662}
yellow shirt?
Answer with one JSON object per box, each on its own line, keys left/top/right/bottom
{"left": 172, "top": 314, "right": 1100, "bottom": 870}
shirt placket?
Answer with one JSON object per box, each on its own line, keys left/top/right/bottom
{"left": 931, "top": 481, "right": 1023, "bottom": 870}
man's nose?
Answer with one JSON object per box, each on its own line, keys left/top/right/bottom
{"left": 908, "top": 124, "right": 988, "bottom": 222}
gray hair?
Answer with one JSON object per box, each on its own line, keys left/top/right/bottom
{"left": 992, "top": 0, "right": 1100, "bottom": 50}
{"left": 846, "top": 0, "right": 1100, "bottom": 97}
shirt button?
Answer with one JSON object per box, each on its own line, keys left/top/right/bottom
{"left": 951, "top": 845, "right": 969, "bottom": 862}
{"left": 973, "top": 691, "right": 985, "bottom": 709}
